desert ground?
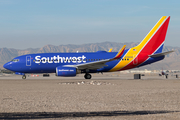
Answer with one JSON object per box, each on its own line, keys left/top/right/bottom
{"left": 0, "top": 73, "right": 180, "bottom": 119}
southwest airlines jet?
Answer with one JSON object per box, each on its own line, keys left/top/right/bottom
{"left": 3, "top": 16, "right": 173, "bottom": 79}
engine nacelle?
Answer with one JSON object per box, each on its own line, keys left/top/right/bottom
{"left": 56, "top": 66, "right": 77, "bottom": 77}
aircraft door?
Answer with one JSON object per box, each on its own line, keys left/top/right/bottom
{"left": 26, "top": 56, "right": 31, "bottom": 66}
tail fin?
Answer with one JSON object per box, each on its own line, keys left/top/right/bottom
{"left": 133, "top": 16, "right": 170, "bottom": 55}
{"left": 109, "top": 16, "right": 170, "bottom": 72}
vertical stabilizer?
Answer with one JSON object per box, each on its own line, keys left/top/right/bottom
{"left": 134, "top": 16, "right": 170, "bottom": 54}
{"left": 109, "top": 16, "right": 170, "bottom": 72}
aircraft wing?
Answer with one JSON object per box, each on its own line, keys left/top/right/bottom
{"left": 76, "top": 59, "right": 110, "bottom": 70}
{"left": 149, "top": 50, "right": 174, "bottom": 57}
{"left": 64, "top": 45, "right": 126, "bottom": 70}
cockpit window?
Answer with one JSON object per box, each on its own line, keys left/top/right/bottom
{"left": 11, "top": 59, "right": 19, "bottom": 62}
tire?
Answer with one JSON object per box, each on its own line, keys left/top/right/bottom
{"left": 84, "top": 73, "right": 92, "bottom": 79}
{"left": 22, "top": 75, "right": 26, "bottom": 79}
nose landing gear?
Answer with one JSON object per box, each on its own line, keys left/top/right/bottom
{"left": 22, "top": 75, "right": 26, "bottom": 79}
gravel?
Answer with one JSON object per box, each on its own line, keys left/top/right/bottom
{"left": 0, "top": 75, "right": 180, "bottom": 119}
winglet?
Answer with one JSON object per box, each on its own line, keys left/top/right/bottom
{"left": 114, "top": 45, "right": 126, "bottom": 59}
{"left": 108, "top": 48, "right": 112, "bottom": 52}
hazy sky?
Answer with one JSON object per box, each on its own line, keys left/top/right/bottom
{"left": 0, "top": 0, "right": 179, "bottom": 49}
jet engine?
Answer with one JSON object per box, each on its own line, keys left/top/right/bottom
{"left": 56, "top": 66, "right": 77, "bottom": 77}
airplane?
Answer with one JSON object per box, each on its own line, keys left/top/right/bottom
{"left": 159, "top": 68, "right": 169, "bottom": 78}
{"left": 159, "top": 68, "right": 167, "bottom": 76}
{"left": 3, "top": 16, "right": 174, "bottom": 79}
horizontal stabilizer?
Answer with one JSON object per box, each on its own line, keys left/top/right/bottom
{"left": 149, "top": 50, "right": 174, "bottom": 57}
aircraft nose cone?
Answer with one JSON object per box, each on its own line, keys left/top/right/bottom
{"left": 3, "top": 62, "right": 11, "bottom": 70}
{"left": 3, "top": 63, "right": 7, "bottom": 69}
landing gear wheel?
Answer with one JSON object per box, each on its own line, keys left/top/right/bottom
{"left": 22, "top": 75, "right": 26, "bottom": 79}
{"left": 84, "top": 73, "right": 92, "bottom": 79}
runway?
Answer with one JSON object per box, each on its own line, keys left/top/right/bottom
{"left": 0, "top": 74, "right": 180, "bottom": 119}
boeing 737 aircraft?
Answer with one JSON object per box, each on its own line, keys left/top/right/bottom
{"left": 3, "top": 16, "right": 173, "bottom": 79}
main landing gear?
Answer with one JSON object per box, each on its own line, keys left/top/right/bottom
{"left": 22, "top": 75, "right": 26, "bottom": 79}
{"left": 84, "top": 73, "right": 92, "bottom": 79}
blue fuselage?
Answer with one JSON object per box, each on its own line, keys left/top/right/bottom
{"left": 3, "top": 49, "right": 164, "bottom": 74}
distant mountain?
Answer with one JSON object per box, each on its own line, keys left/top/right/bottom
{"left": 0, "top": 42, "right": 179, "bottom": 70}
